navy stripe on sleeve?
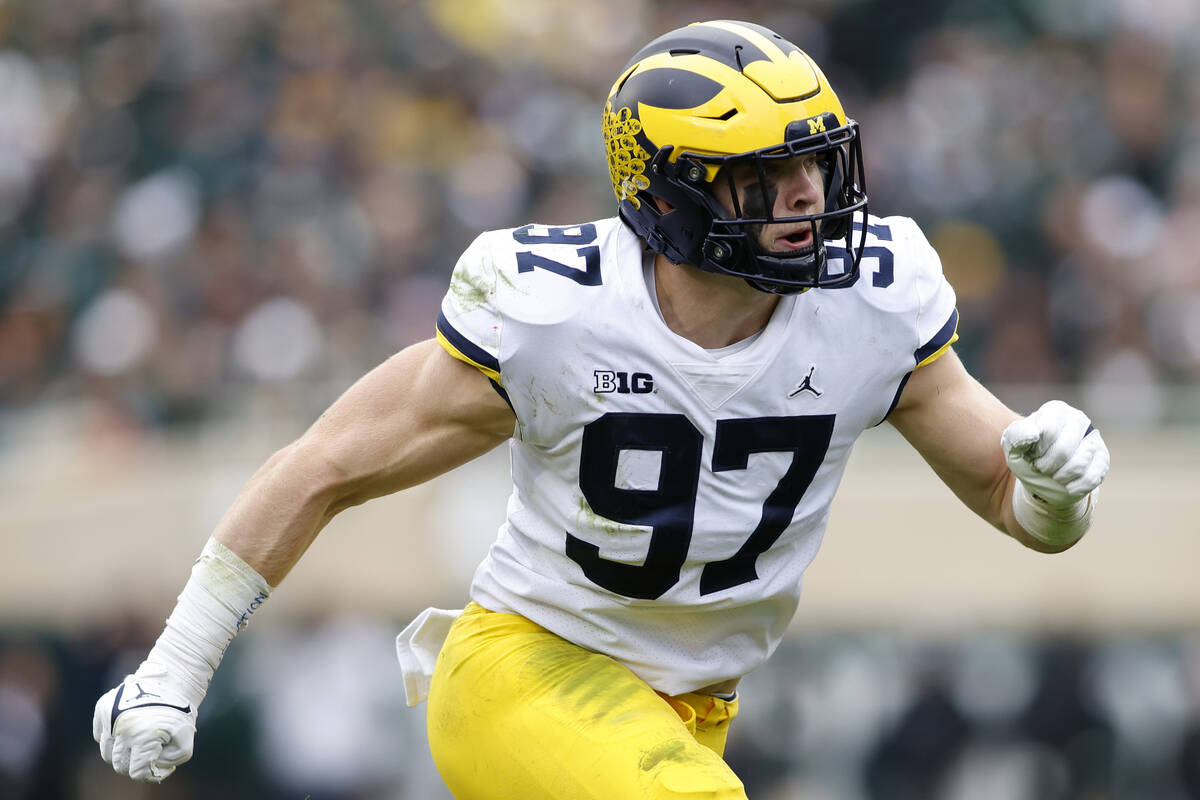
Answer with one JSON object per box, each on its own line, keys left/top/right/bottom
{"left": 914, "top": 308, "right": 959, "bottom": 365}
{"left": 488, "top": 378, "right": 514, "bottom": 412}
{"left": 436, "top": 310, "right": 501, "bottom": 375}
{"left": 875, "top": 370, "right": 912, "bottom": 426}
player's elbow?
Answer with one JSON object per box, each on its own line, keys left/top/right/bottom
{"left": 271, "top": 434, "right": 367, "bottom": 520}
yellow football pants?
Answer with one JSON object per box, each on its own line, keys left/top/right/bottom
{"left": 426, "top": 602, "right": 748, "bottom": 799}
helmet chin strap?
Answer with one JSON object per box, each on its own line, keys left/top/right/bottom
{"left": 742, "top": 231, "right": 829, "bottom": 295}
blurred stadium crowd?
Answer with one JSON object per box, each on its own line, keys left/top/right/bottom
{"left": 2, "top": 0, "right": 1200, "bottom": 797}
{"left": 2, "top": 0, "right": 1199, "bottom": 435}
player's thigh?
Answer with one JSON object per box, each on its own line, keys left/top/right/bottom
{"left": 426, "top": 605, "right": 746, "bottom": 800}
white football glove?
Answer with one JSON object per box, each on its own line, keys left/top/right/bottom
{"left": 93, "top": 669, "right": 199, "bottom": 783}
{"left": 1001, "top": 400, "right": 1109, "bottom": 506}
{"left": 92, "top": 538, "right": 272, "bottom": 783}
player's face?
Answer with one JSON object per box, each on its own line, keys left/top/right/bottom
{"left": 711, "top": 153, "right": 827, "bottom": 253}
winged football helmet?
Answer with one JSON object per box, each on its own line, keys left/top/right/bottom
{"left": 604, "top": 20, "right": 868, "bottom": 293}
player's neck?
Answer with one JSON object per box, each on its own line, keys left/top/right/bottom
{"left": 652, "top": 254, "right": 780, "bottom": 350}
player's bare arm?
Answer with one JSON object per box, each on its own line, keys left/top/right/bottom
{"left": 92, "top": 339, "right": 514, "bottom": 782}
{"left": 886, "top": 348, "right": 1028, "bottom": 541}
{"left": 216, "top": 338, "right": 515, "bottom": 584}
{"left": 888, "top": 347, "right": 1108, "bottom": 553}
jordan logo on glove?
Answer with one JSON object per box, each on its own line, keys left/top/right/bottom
{"left": 111, "top": 678, "right": 192, "bottom": 724}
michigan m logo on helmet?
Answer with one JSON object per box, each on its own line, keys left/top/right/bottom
{"left": 603, "top": 20, "right": 869, "bottom": 294}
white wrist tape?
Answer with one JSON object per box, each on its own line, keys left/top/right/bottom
{"left": 1012, "top": 481, "right": 1096, "bottom": 547}
{"left": 141, "top": 538, "right": 272, "bottom": 707}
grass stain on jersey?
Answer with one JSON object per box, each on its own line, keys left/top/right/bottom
{"left": 495, "top": 265, "right": 523, "bottom": 294}
{"left": 536, "top": 389, "right": 560, "bottom": 416}
{"left": 448, "top": 269, "right": 492, "bottom": 312}
{"left": 519, "top": 377, "right": 565, "bottom": 422}
{"left": 575, "top": 496, "right": 643, "bottom": 538}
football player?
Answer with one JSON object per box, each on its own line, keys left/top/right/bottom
{"left": 94, "top": 20, "right": 1109, "bottom": 798}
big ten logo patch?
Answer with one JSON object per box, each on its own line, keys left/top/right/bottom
{"left": 594, "top": 370, "right": 654, "bottom": 394}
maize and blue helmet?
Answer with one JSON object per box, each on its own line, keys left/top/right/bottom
{"left": 604, "top": 20, "right": 869, "bottom": 294}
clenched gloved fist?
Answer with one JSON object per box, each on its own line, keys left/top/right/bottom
{"left": 1001, "top": 400, "right": 1109, "bottom": 507}
{"left": 93, "top": 669, "right": 199, "bottom": 783}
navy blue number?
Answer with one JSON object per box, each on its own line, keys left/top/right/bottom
{"left": 568, "top": 413, "right": 701, "bottom": 599}
{"left": 568, "top": 413, "right": 835, "bottom": 599}
{"left": 516, "top": 249, "right": 601, "bottom": 286}
{"left": 700, "top": 415, "right": 836, "bottom": 595}
{"left": 862, "top": 246, "right": 894, "bottom": 289}
{"left": 855, "top": 220, "right": 894, "bottom": 240}
{"left": 826, "top": 221, "right": 893, "bottom": 288}
{"left": 513, "top": 224, "right": 602, "bottom": 286}
{"left": 513, "top": 223, "right": 597, "bottom": 245}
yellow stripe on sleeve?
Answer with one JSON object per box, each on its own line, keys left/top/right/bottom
{"left": 436, "top": 329, "right": 501, "bottom": 382}
{"left": 916, "top": 330, "right": 959, "bottom": 368}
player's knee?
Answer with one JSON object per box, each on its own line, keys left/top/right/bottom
{"left": 641, "top": 738, "right": 747, "bottom": 799}
{"left": 651, "top": 771, "right": 747, "bottom": 800}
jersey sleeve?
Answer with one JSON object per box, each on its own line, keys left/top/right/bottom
{"left": 436, "top": 232, "right": 504, "bottom": 383}
{"left": 899, "top": 219, "right": 959, "bottom": 368}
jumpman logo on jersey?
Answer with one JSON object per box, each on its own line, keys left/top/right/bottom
{"left": 132, "top": 683, "right": 160, "bottom": 701}
{"left": 788, "top": 366, "right": 822, "bottom": 398}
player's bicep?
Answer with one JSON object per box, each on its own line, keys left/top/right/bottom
{"left": 301, "top": 338, "right": 515, "bottom": 511}
{"left": 887, "top": 349, "right": 1019, "bottom": 529}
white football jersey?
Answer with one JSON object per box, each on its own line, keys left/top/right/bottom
{"left": 435, "top": 215, "right": 958, "bottom": 695}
